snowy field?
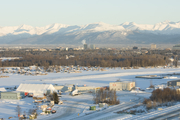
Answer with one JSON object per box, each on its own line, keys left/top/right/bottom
{"left": 1, "top": 67, "right": 180, "bottom": 89}
{"left": 1, "top": 67, "right": 180, "bottom": 119}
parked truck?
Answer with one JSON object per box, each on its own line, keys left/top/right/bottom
{"left": 71, "top": 89, "right": 79, "bottom": 96}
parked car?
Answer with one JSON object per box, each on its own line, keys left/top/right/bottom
{"left": 28, "top": 93, "right": 33, "bottom": 97}
{"left": 51, "top": 110, "right": 56, "bottom": 114}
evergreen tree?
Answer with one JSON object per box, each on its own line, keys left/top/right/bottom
{"left": 53, "top": 92, "right": 59, "bottom": 104}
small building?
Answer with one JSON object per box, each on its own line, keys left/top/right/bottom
{"left": 60, "top": 84, "right": 74, "bottom": 92}
{"left": 68, "top": 48, "right": 74, "bottom": 51}
{"left": 76, "top": 86, "right": 96, "bottom": 92}
{"left": 167, "top": 80, "right": 180, "bottom": 87}
{"left": 109, "top": 81, "right": 135, "bottom": 91}
{"left": 1, "top": 91, "right": 24, "bottom": 100}
{"left": 133, "top": 46, "right": 138, "bottom": 50}
{"left": 39, "top": 48, "right": 47, "bottom": 51}
{"left": 54, "top": 84, "right": 96, "bottom": 93}
{"left": 32, "top": 49, "right": 39, "bottom": 51}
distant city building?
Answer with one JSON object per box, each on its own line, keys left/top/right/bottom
{"left": 151, "top": 44, "right": 156, "bottom": 49}
{"left": 66, "top": 55, "right": 69, "bottom": 59}
{"left": 84, "top": 44, "right": 88, "bottom": 50}
{"left": 39, "top": 48, "right": 47, "bottom": 51}
{"left": 32, "top": 49, "right": 39, "bottom": 51}
{"left": 68, "top": 48, "right": 73, "bottom": 51}
{"left": 55, "top": 48, "right": 60, "bottom": 51}
{"left": 141, "top": 48, "right": 148, "bottom": 50}
{"left": 65, "top": 47, "right": 68, "bottom": 51}
{"left": 133, "top": 46, "right": 138, "bottom": 50}
{"left": 90, "top": 44, "right": 95, "bottom": 49}
{"left": 172, "top": 45, "right": 180, "bottom": 50}
{"left": 47, "top": 49, "right": 53, "bottom": 51}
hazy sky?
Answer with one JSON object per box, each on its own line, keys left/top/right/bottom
{"left": 0, "top": 0, "right": 179, "bottom": 27}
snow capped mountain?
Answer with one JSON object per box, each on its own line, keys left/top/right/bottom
{"left": 1, "top": 21, "right": 180, "bottom": 37}
{"left": 44, "top": 23, "right": 69, "bottom": 34}
{"left": 0, "top": 21, "right": 180, "bottom": 44}
{"left": 79, "top": 22, "right": 125, "bottom": 31}
{"left": 0, "top": 23, "right": 70, "bottom": 36}
{"left": 120, "top": 21, "right": 180, "bottom": 34}
{"left": 121, "top": 22, "right": 154, "bottom": 31}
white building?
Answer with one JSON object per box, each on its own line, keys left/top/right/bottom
{"left": 109, "top": 81, "right": 135, "bottom": 91}
{"left": 16, "top": 84, "right": 56, "bottom": 96}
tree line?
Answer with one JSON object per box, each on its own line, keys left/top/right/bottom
{"left": 143, "top": 88, "right": 180, "bottom": 109}
{"left": 0, "top": 50, "right": 169, "bottom": 67}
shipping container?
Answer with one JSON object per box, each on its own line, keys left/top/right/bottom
{"left": 25, "top": 92, "right": 28, "bottom": 96}
{"left": 90, "top": 106, "right": 96, "bottom": 110}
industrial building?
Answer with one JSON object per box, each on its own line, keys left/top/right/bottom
{"left": 1, "top": 91, "right": 24, "bottom": 100}
{"left": 54, "top": 84, "right": 97, "bottom": 92}
{"left": 72, "top": 85, "right": 96, "bottom": 92}
{"left": 167, "top": 80, "right": 180, "bottom": 87}
{"left": 76, "top": 86, "right": 96, "bottom": 91}
{"left": 16, "top": 84, "right": 56, "bottom": 96}
{"left": 109, "top": 81, "right": 135, "bottom": 91}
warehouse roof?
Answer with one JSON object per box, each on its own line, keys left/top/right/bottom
{"left": 0, "top": 87, "right": 6, "bottom": 92}
{"left": 16, "top": 83, "right": 56, "bottom": 95}
{"left": 111, "top": 81, "right": 134, "bottom": 83}
{"left": 167, "top": 79, "right": 180, "bottom": 82}
{"left": 1, "top": 91, "right": 22, "bottom": 93}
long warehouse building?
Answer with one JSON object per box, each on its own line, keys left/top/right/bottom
{"left": 167, "top": 80, "right": 180, "bottom": 87}
{"left": 109, "top": 81, "right": 135, "bottom": 91}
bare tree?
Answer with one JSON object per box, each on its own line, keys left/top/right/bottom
{"left": 93, "top": 88, "right": 120, "bottom": 105}
{"left": 15, "top": 105, "right": 21, "bottom": 119}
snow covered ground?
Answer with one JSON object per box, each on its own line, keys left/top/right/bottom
{"left": 0, "top": 67, "right": 180, "bottom": 119}
{"left": 1, "top": 67, "right": 180, "bottom": 88}
{"left": 0, "top": 98, "right": 37, "bottom": 119}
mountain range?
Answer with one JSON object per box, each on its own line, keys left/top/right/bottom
{"left": 0, "top": 21, "right": 180, "bottom": 44}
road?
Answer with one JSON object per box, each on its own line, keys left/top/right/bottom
{"left": 39, "top": 100, "right": 87, "bottom": 120}
{"left": 39, "top": 93, "right": 145, "bottom": 120}
{"left": 153, "top": 109, "right": 180, "bottom": 120}
{"left": 71, "top": 95, "right": 144, "bottom": 120}
{"left": 123, "top": 104, "right": 180, "bottom": 120}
